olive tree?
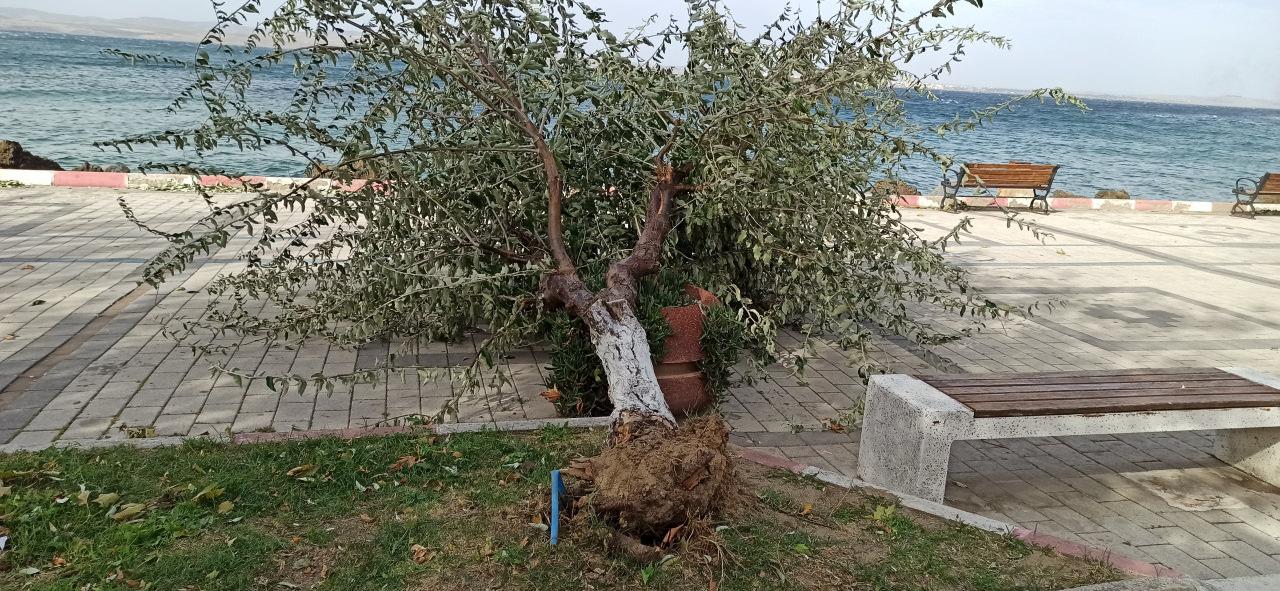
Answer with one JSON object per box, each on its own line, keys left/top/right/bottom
{"left": 113, "top": 0, "right": 1072, "bottom": 539}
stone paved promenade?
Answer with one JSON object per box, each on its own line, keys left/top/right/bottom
{"left": 4, "top": 186, "right": 1280, "bottom": 578}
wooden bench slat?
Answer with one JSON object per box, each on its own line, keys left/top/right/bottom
{"left": 968, "top": 393, "right": 1280, "bottom": 418}
{"left": 924, "top": 369, "right": 1230, "bottom": 389}
{"left": 954, "top": 384, "right": 1278, "bottom": 404}
{"left": 1261, "top": 172, "right": 1280, "bottom": 194}
{"left": 945, "top": 378, "right": 1259, "bottom": 397}
{"left": 932, "top": 373, "right": 1238, "bottom": 389}
{"left": 924, "top": 367, "right": 1217, "bottom": 381}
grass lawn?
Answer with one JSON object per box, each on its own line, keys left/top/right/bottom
{"left": 0, "top": 428, "right": 1120, "bottom": 590}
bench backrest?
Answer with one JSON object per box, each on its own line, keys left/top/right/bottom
{"left": 960, "top": 162, "right": 1059, "bottom": 190}
{"left": 1260, "top": 172, "right": 1280, "bottom": 195}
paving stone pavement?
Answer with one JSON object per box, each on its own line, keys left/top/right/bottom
{"left": 4, "top": 187, "right": 1280, "bottom": 578}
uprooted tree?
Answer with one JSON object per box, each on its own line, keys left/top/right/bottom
{"left": 110, "top": 0, "right": 1074, "bottom": 545}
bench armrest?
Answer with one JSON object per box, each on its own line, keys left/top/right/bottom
{"left": 1235, "top": 177, "right": 1259, "bottom": 195}
{"left": 940, "top": 167, "right": 964, "bottom": 189}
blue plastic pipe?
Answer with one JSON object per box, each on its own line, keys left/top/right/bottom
{"left": 549, "top": 469, "right": 566, "bottom": 545}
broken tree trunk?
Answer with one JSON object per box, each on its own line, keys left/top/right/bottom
{"left": 541, "top": 163, "right": 736, "bottom": 546}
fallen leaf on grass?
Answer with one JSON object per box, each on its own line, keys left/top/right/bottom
{"left": 216, "top": 501, "right": 234, "bottom": 514}
{"left": 409, "top": 544, "right": 435, "bottom": 564}
{"left": 76, "top": 485, "right": 90, "bottom": 506}
{"left": 358, "top": 513, "right": 375, "bottom": 524}
{"left": 388, "top": 456, "right": 418, "bottom": 472}
{"left": 540, "top": 387, "right": 561, "bottom": 402}
{"left": 18, "top": 567, "right": 39, "bottom": 576}
{"left": 0, "top": 480, "right": 10, "bottom": 498}
{"left": 192, "top": 483, "right": 225, "bottom": 502}
{"left": 286, "top": 464, "right": 317, "bottom": 479}
{"left": 50, "top": 555, "right": 67, "bottom": 567}
{"left": 110, "top": 503, "right": 146, "bottom": 522}
{"left": 93, "top": 492, "right": 120, "bottom": 507}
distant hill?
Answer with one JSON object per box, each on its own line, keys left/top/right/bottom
{"left": 0, "top": 6, "right": 226, "bottom": 43}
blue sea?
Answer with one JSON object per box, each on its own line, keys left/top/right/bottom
{"left": 2, "top": 30, "right": 1278, "bottom": 201}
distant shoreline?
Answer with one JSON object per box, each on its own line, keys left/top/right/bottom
{"left": 5, "top": 4, "right": 1279, "bottom": 112}
{"left": 927, "top": 85, "right": 1280, "bottom": 112}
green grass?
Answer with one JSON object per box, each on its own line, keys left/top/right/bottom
{"left": 0, "top": 429, "right": 1119, "bottom": 590}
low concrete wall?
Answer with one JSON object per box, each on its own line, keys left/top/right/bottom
{"left": 1, "top": 167, "right": 1270, "bottom": 215}
{"left": 0, "top": 168, "right": 363, "bottom": 193}
{"left": 895, "top": 194, "right": 1277, "bottom": 215}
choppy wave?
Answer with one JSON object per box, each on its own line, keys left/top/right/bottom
{"left": 3, "top": 31, "right": 1278, "bottom": 201}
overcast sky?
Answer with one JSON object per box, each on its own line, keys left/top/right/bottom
{"left": 21, "top": 0, "right": 1280, "bottom": 101}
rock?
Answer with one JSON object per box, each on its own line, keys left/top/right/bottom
{"left": 1051, "top": 189, "right": 1088, "bottom": 199}
{"left": 1095, "top": 188, "right": 1131, "bottom": 200}
{"left": 873, "top": 179, "right": 920, "bottom": 196}
{"left": 0, "top": 140, "right": 63, "bottom": 171}
{"left": 73, "top": 162, "right": 131, "bottom": 173}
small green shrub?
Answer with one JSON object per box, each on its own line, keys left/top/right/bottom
{"left": 543, "top": 276, "right": 679, "bottom": 417}
{"left": 1095, "top": 188, "right": 1131, "bottom": 200}
{"left": 544, "top": 275, "right": 746, "bottom": 416}
{"left": 0, "top": 180, "right": 23, "bottom": 188}
{"left": 700, "top": 304, "right": 746, "bottom": 403}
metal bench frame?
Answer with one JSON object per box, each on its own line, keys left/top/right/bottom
{"left": 940, "top": 164, "right": 1059, "bottom": 213}
{"left": 1232, "top": 173, "right": 1277, "bottom": 219}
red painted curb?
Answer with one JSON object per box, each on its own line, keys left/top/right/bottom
{"left": 1012, "top": 528, "right": 1182, "bottom": 579}
{"left": 733, "top": 447, "right": 1177, "bottom": 579}
{"left": 52, "top": 171, "right": 127, "bottom": 188}
{"left": 735, "top": 446, "right": 811, "bottom": 472}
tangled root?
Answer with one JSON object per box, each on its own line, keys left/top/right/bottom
{"left": 564, "top": 415, "right": 737, "bottom": 543}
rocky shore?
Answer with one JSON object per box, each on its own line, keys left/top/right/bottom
{"left": 0, "top": 140, "right": 131, "bottom": 173}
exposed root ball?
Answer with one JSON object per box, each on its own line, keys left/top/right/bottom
{"left": 566, "top": 415, "right": 736, "bottom": 537}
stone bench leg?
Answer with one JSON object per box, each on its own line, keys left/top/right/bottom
{"left": 1216, "top": 427, "right": 1280, "bottom": 488}
{"left": 858, "top": 375, "right": 975, "bottom": 503}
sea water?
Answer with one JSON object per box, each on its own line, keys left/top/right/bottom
{"left": 2, "top": 30, "right": 1277, "bottom": 201}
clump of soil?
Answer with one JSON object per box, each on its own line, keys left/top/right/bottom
{"left": 564, "top": 415, "right": 737, "bottom": 542}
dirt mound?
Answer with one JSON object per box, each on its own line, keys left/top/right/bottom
{"left": 566, "top": 415, "right": 737, "bottom": 541}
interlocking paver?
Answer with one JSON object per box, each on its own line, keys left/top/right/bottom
{"left": 1210, "top": 541, "right": 1280, "bottom": 574}
{"left": 7, "top": 191, "right": 1280, "bottom": 578}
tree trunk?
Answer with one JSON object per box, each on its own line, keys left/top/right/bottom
{"left": 541, "top": 166, "right": 736, "bottom": 548}
{"left": 583, "top": 299, "right": 676, "bottom": 440}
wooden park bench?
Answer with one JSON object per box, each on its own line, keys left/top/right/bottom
{"left": 940, "top": 162, "right": 1060, "bottom": 212}
{"left": 858, "top": 367, "right": 1280, "bottom": 502}
{"left": 1232, "top": 172, "right": 1280, "bottom": 218}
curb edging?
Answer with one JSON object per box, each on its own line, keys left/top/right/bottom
{"left": 0, "top": 416, "right": 614, "bottom": 454}
{"left": 1, "top": 168, "right": 1270, "bottom": 216}
{"left": 894, "top": 194, "right": 1276, "bottom": 215}
{"left": 0, "top": 168, "right": 359, "bottom": 193}
{"left": 733, "top": 447, "right": 1182, "bottom": 580}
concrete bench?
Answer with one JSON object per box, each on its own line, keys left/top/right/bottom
{"left": 858, "top": 367, "right": 1280, "bottom": 503}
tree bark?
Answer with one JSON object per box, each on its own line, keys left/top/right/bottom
{"left": 583, "top": 299, "right": 676, "bottom": 438}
